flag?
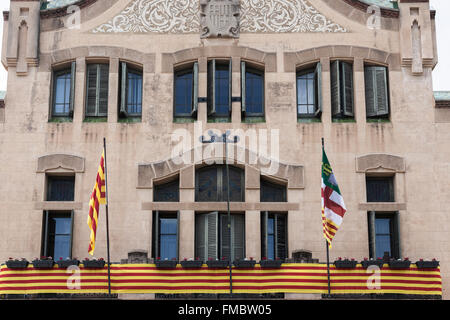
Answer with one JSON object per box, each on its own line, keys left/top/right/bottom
{"left": 321, "top": 146, "right": 347, "bottom": 249}
{"left": 87, "top": 149, "right": 106, "bottom": 255}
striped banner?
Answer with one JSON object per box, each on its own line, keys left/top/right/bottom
{"left": 87, "top": 149, "right": 106, "bottom": 255}
{"left": 0, "top": 264, "right": 441, "bottom": 296}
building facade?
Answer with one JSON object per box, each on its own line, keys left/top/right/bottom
{"left": 0, "top": 0, "right": 448, "bottom": 298}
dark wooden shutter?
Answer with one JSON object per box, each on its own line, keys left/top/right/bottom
{"left": 314, "top": 62, "right": 322, "bottom": 116}
{"left": 86, "top": 65, "right": 98, "bottom": 116}
{"left": 176, "top": 211, "right": 180, "bottom": 260}
{"left": 330, "top": 60, "right": 341, "bottom": 116}
{"left": 69, "top": 61, "right": 76, "bottom": 117}
{"left": 69, "top": 210, "right": 74, "bottom": 258}
{"left": 275, "top": 214, "right": 287, "bottom": 260}
{"left": 368, "top": 211, "right": 376, "bottom": 259}
{"left": 375, "top": 67, "right": 389, "bottom": 116}
{"left": 154, "top": 211, "right": 159, "bottom": 258}
{"left": 98, "top": 64, "right": 109, "bottom": 116}
{"left": 195, "top": 213, "right": 206, "bottom": 261}
{"left": 233, "top": 214, "right": 245, "bottom": 261}
{"left": 392, "top": 212, "right": 400, "bottom": 259}
{"left": 342, "top": 62, "right": 354, "bottom": 117}
{"left": 120, "top": 62, "right": 128, "bottom": 117}
{"left": 207, "top": 212, "right": 218, "bottom": 260}
{"left": 365, "top": 66, "right": 389, "bottom": 117}
{"left": 220, "top": 214, "right": 230, "bottom": 260}
{"left": 261, "top": 211, "right": 268, "bottom": 259}
{"left": 191, "top": 62, "right": 199, "bottom": 117}
{"left": 207, "top": 60, "right": 216, "bottom": 115}
{"left": 42, "top": 210, "right": 49, "bottom": 257}
{"left": 241, "top": 61, "right": 246, "bottom": 115}
{"left": 365, "top": 66, "right": 377, "bottom": 117}
{"left": 228, "top": 59, "right": 232, "bottom": 115}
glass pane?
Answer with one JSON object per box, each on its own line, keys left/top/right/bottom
{"left": 160, "top": 218, "right": 177, "bottom": 234}
{"left": 267, "top": 217, "right": 274, "bottom": 235}
{"left": 375, "top": 235, "right": 391, "bottom": 259}
{"left": 175, "top": 71, "right": 193, "bottom": 115}
{"left": 55, "top": 77, "right": 66, "bottom": 104}
{"left": 375, "top": 218, "right": 391, "bottom": 235}
{"left": 222, "top": 167, "right": 244, "bottom": 202}
{"left": 298, "top": 79, "right": 307, "bottom": 105}
{"left": 47, "top": 176, "right": 75, "bottom": 201}
{"left": 196, "top": 167, "right": 218, "bottom": 202}
{"left": 307, "top": 78, "right": 315, "bottom": 105}
{"left": 53, "top": 217, "right": 72, "bottom": 234}
{"left": 261, "top": 179, "right": 287, "bottom": 202}
{"left": 154, "top": 180, "right": 179, "bottom": 202}
{"left": 366, "top": 177, "right": 394, "bottom": 202}
{"left": 267, "top": 234, "right": 275, "bottom": 260}
{"left": 53, "top": 235, "right": 71, "bottom": 260}
{"left": 160, "top": 235, "right": 177, "bottom": 260}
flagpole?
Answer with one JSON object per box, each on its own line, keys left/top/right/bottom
{"left": 103, "top": 137, "right": 112, "bottom": 296}
{"left": 322, "top": 138, "right": 331, "bottom": 297}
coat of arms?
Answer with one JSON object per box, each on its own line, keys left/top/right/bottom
{"left": 200, "top": 0, "right": 240, "bottom": 38}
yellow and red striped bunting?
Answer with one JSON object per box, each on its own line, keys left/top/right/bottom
{"left": 0, "top": 264, "right": 441, "bottom": 296}
{"left": 87, "top": 149, "right": 106, "bottom": 255}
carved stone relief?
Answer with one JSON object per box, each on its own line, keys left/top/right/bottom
{"left": 92, "top": 0, "right": 347, "bottom": 34}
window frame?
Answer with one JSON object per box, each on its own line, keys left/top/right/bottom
{"left": 85, "top": 63, "right": 109, "bottom": 118}
{"left": 119, "top": 62, "right": 143, "bottom": 118}
{"left": 241, "top": 61, "right": 265, "bottom": 118}
{"left": 51, "top": 62, "right": 75, "bottom": 118}
{"left": 152, "top": 211, "right": 180, "bottom": 260}
{"left": 46, "top": 174, "right": 75, "bottom": 202}
{"left": 41, "top": 210, "right": 74, "bottom": 259}
{"left": 364, "top": 64, "right": 390, "bottom": 119}
{"left": 367, "top": 211, "right": 400, "bottom": 260}
{"left": 173, "top": 62, "right": 198, "bottom": 119}
{"left": 207, "top": 59, "right": 232, "bottom": 119}
{"left": 153, "top": 177, "right": 180, "bottom": 202}
{"left": 296, "top": 63, "right": 322, "bottom": 119}
{"left": 260, "top": 178, "right": 287, "bottom": 202}
{"left": 261, "top": 211, "right": 288, "bottom": 260}
{"left": 195, "top": 165, "right": 245, "bottom": 202}
{"left": 330, "top": 60, "right": 354, "bottom": 118}
{"left": 366, "top": 176, "right": 395, "bottom": 203}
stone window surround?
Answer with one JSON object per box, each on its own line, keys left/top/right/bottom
{"left": 34, "top": 154, "right": 85, "bottom": 211}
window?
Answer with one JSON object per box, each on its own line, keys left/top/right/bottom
{"left": 297, "top": 63, "right": 322, "bottom": 118}
{"left": 366, "top": 176, "right": 394, "bottom": 202}
{"left": 195, "top": 165, "right": 245, "bottom": 202}
{"left": 46, "top": 175, "right": 75, "bottom": 201}
{"left": 174, "top": 63, "right": 198, "bottom": 118}
{"left": 365, "top": 65, "right": 390, "bottom": 118}
{"left": 331, "top": 60, "right": 354, "bottom": 118}
{"left": 195, "top": 212, "right": 245, "bottom": 262}
{"left": 85, "top": 63, "right": 109, "bottom": 118}
{"left": 261, "top": 212, "right": 287, "bottom": 260}
{"left": 153, "top": 178, "right": 180, "bottom": 202}
{"left": 51, "top": 62, "right": 75, "bottom": 118}
{"left": 41, "top": 211, "right": 73, "bottom": 259}
{"left": 119, "top": 62, "right": 142, "bottom": 118}
{"left": 152, "top": 211, "right": 179, "bottom": 260}
{"left": 368, "top": 212, "right": 400, "bottom": 259}
{"left": 260, "top": 178, "right": 287, "bottom": 202}
{"left": 241, "top": 61, "right": 264, "bottom": 117}
{"left": 208, "top": 60, "right": 231, "bottom": 119}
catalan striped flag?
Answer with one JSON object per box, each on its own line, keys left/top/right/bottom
{"left": 321, "top": 146, "right": 347, "bottom": 249}
{"left": 87, "top": 149, "right": 107, "bottom": 255}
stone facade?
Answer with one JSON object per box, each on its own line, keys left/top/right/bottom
{"left": 0, "top": 0, "right": 449, "bottom": 299}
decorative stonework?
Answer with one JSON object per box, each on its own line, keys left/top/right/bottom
{"left": 200, "top": 0, "right": 240, "bottom": 38}
{"left": 92, "top": 0, "right": 347, "bottom": 34}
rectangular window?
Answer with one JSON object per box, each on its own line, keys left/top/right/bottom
{"left": 297, "top": 63, "right": 322, "bottom": 118}
{"left": 367, "top": 212, "right": 400, "bottom": 259}
{"left": 41, "top": 211, "right": 74, "bottom": 259}
{"left": 152, "top": 211, "right": 179, "bottom": 260}
{"left": 46, "top": 175, "right": 75, "bottom": 201}
{"left": 241, "top": 61, "right": 264, "bottom": 118}
{"left": 195, "top": 166, "right": 245, "bottom": 202}
{"left": 195, "top": 212, "right": 245, "bottom": 262}
{"left": 366, "top": 176, "right": 394, "bottom": 202}
{"left": 119, "top": 62, "right": 143, "bottom": 118}
{"left": 331, "top": 60, "right": 354, "bottom": 118}
{"left": 365, "top": 65, "right": 390, "bottom": 118}
{"left": 260, "top": 179, "right": 287, "bottom": 202}
{"left": 208, "top": 60, "right": 231, "bottom": 119}
{"left": 174, "top": 63, "right": 198, "bottom": 118}
{"left": 85, "top": 63, "right": 109, "bottom": 118}
{"left": 153, "top": 178, "right": 180, "bottom": 202}
{"left": 52, "top": 62, "right": 75, "bottom": 118}
{"left": 261, "top": 212, "right": 287, "bottom": 260}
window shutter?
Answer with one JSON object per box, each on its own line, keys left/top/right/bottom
{"left": 207, "top": 212, "right": 218, "bottom": 260}
{"left": 233, "top": 214, "right": 245, "bottom": 261}
{"left": 69, "top": 210, "right": 74, "bottom": 259}
{"left": 342, "top": 62, "right": 354, "bottom": 117}
{"left": 86, "top": 65, "right": 98, "bottom": 116}
{"left": 392, "top": 212, "right": 401, "bottom": 259}
{"left": 241, "top": 61, "right": 246, "bottom": 115}
{"left": 375, "top": 67, "right": 389, "bottom": 116}
{"left": 228, "top": 59, "right": 232, "bottom": 115}
{"left": 220, "top": 214, "right": 231, "bottom": 260}
{"left": 207, "top": 60, "right": 216, "bottom": 115}
{"left": 42, "top": 210, "right": 49, "bottom": 257}
{"left": 314, "top": 62, "right": 322, "bottom": 116}
{"left": 98, "top": 64, "right": 109, "bottom": 116}
{"left": 364, "top": 67, "right": 377, "bottom": 117}
{"left": 261, "top": 211, "right": 268, "bottom": 259}
{"left": 191, "top": 62, "right": 199, "bottom": 117}
{"left": 176, "top": 211, "right": 180, "bottom": 260}
{"left": 120, "top": 62, "right": 128, "bottom": 117}
{"left": 154, "top": 211, "right": 159, "bottom": 258}
{"left": 69, "top": 61, "right": 76, "bottom": 117}
{"left": 195, "top": 213, "right": 206, "bottom": 261}
{"left": 330, "top": 60, "right": 341, "bottom": 116}
{"left": 275, "top": 214, "right": 287, "bottom": 260}
{"left": 368, "top": 211, "right": 376, "bottom": 259}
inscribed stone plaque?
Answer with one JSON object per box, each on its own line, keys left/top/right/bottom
{"left": 200, "top": 0, "right": 240, "bottom": 38}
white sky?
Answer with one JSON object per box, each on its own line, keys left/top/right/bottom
{"left": 0, "top": 0, "right": 449, "bottom": 91}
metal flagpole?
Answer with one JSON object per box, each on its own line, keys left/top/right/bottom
{"left": 103, "top": 137, "right": 112, "bottom": 296}
{"left": 322, "top": 138, "right": 331, "bottom": 297}
{"left": 224, "top": 132, "right": 232, "bottom": 295}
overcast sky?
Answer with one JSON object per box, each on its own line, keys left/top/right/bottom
{"left": 0, "top": 0, "right": 449, "bottom": 92}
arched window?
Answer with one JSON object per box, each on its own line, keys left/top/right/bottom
{"left": 195, "top": 165, "right": 245, "bottom": 202}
